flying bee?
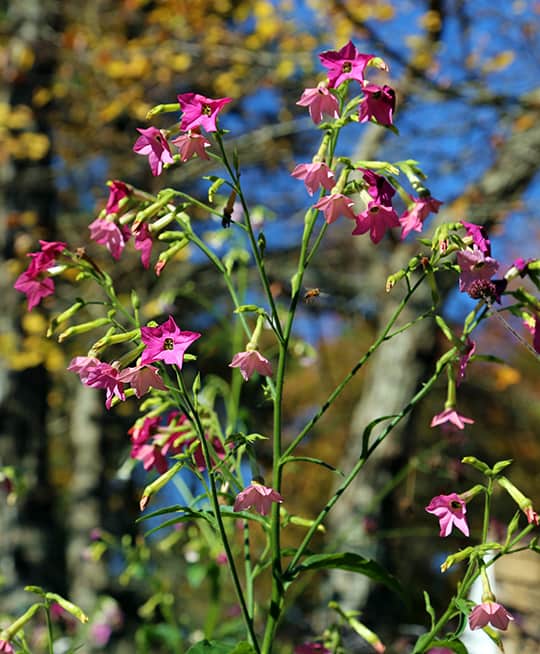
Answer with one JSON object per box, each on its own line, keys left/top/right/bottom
{"left": 303, "top": 287, "right": 331, "bottom": 303}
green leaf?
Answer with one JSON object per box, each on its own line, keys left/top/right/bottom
{"left": 185, "top": 640, "right": 232, "bottom": 654}
{"left": 230, "top": 643, "right": 257, "bottom": 654}
{"left": 288, "top": 552, "right": 402, "bottom": 596}
{"left": 361, "top": 414, "right": 399, "bottom": 451}
{"left": 280, "top": 455, "right": 341, "bottom": 474}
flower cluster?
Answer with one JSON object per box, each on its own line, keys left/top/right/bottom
{"left": 14, "top": 240, "right": 66, "bottom": 310}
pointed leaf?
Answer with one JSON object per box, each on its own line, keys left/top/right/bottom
{"left": 430, "top": 639, "right": 468, "bottom": 654}
{"left": 185, "top": 639, "right": 232, "bottom": 654}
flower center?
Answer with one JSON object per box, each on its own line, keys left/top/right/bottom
{"left": 450, "top": 500, "right": 462, "bottom": 510}
{"left": 163, "top": 337, "right": 175, "bottom": 350}
{"left": 202, "top": 104, "right": 212, "bottom": 116}
{"left": 342, "top": 62, "right": 352, "bottom": 73}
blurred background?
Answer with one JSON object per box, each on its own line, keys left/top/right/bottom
{"left": 1, "top": 0, "right": 539, "bottom": 652}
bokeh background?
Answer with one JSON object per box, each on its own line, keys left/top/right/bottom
{"left": 1, "top": 0, "right": 539, "bottom": 652}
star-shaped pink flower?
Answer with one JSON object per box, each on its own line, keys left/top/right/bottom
{"left": 425, "top": 493, "right": 470, "bottom": 537}
{"left": 430, "top": 408, "right": 474, "bottom": 431}
{"left": 140, "top": 315, "right": 201, "bottom": 369}
{"left": 104, "top": 180, "right": 131, "bottom": 215}
{"left": 234, "top": 482, "right": 284, "bottom": 516}
{"left": 313, "top": 193, "right": 356, "bottom": 224}
{"left": 177, "top": 93, "right": 232, "bottom": 133}
{"left": 133, "top": 222, "right": 153, "bottom": 269}
{"left": 229, "top": 350, "right": 273, "bottom": 381}
{"left": 14, "top": 269, "right": 55, "bottom": 310}
{"left": 400, "top": 196, "right": 443, "bottom": 239}
{"left": 118, "top": 364, "right": 167, "bottom": 398}
{"left": 360, "top": 169, "right": 395, "bottom": 206}
{"left": 68, "top": 357, "right": 126, "bottom": 409}
{"left": 171, "top": 129, "right": 211, "bottom": 161}
{"left": 457, "top": 247, "right": 499, "bottom": 294}
{"left": 359, "top": 84, "right": 396, "bottom": 126}
{"left": 319, "top": 41, "right": 382, "bottom": 88}
{"left": 89, "top": 217, "right": 129, "bottom": 260}
{"left": 296, "top": 86, "right": 340, "bottom": 124}
{"left": 291, "top": 162, "right": 335, "bottom": 196}
{"left": 133, "top": 126, "right": 174, "bottom": 176}
{"left": 461, "top": 221, "right": 491, "bottom": 255}
{"left": 353, "top": 203, "right": 400, "bottom": 244}
{"left": 469, "top": 602, "right": 514, "bottom": 631}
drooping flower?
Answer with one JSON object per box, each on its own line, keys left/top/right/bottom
{"left": 234, "top": 482, "right": 284, "bottom": 516}
{"left": 353, "top": 203, "right": 400, "bottom": 244}
{"left": 133, "top": 126, "right": 175, "bottom": 176}
{"left": 171, "top": 129, "right": 211, "bottom": 161}
{"left": 313, "top": 193, "right": 356, "bottom": 224}
{"left": 140, "top": 315, "right": 201, "bottom": 369}
{"left": 358, "top": 84, "right": 396, "bottom": 126}
{"left": 104, "top": 180, "right": 131, "bottom": 215}
{"left": 361, "top": 169, "right": 395, "bottom": 206}
{"left": 296, "top": 86, "right": 340, "bottom": 124}
{"left": 68, "top": 357, "right": 125, "bottom": 409}
{"left": 457, "top": 337, "right": 476, "bottom": 385}
{"left": 400, "top": 196, "right": 443, "bottom": 239}
{"left": 291, "top": 162, "right": 335, "bottom": 196}
{"left": 461, "top": 221, "right": 491, "bottom": 255}
{"left": 430, "top": 408, "right": 474, "bottom": 431}
{"left": 469, "top": 601, "right": 514, "bottom": 631}
{"left": 425, "top": 493, "right": 470, "bottom": 537}
{"left": 229, "top": 350, "right": 273, "bottom": 381}
{"left": 294, "top": 643, "right": 331, "bottom": 654}
{"left": 131, "top": 442, "right": 169, "bottom": 474}
{"left": 525, "top": 506, "right": 539, "bottom": 526}
{"left": 319, "top": 41, "right": 382, "bottom": 88}
{"left": 456, "top": 247, "right": 499, "bottom": 295}
{"left": 89, "top": 217, "right": 129, "bottom": 260}
{"left": 133, "top": 222, "right": 153, "bottom": 269}
{"left": 177, "top": 93, "right": 232, "bottom": 133}
{"left": 118, "top": 364, "right": 167, "bottom": 398}
{"left": 14, "top": 268, "right": 56, "bottom": 310}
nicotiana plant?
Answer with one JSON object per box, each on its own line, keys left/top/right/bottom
{"left": 5, "top": 40, "right": 540, "bottom": 654}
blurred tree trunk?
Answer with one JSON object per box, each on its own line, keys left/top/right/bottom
{"left": 0, "top": 0, "right": 65, "bottom": 612}
{"left": 321, "top": 92, "right": 540, "bottom": 625}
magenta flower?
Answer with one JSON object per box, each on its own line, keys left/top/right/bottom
{"left": 229, "top": 350, "right": 273, "bottom": 381}
{"left": 171, "top": 129, "right": 211, "bottom": 161}
{"left": 313, "top": 193, "right": 356, "bottom": 224}
{"left": 30, "top": 240, "right": 67, "bottom": 266}
{"left": 296, "top": 86, "right": 340, "bottom": 124}
{"left": 68, "top": 357, "right": 125, "bottom": 409}
{"left": 67, "top": 356, "right": 101, "bottom": 382}
{"left": 133, "top": 222, "right": 153, "bottom": 269}
{"left": 89, "top": 217, "right": 129, "bottom": 260}
{"left": 294, "top": 644, "right": 331, "bottom": 654}
{"left": 361, "top": 169, "right": 395, "bottom": 205}
{"left": 177, "top": 93, "right": 232, "bottom": 133}
{"left": 425, "top": 493, "right": 470, "bottom": 537}
{"left": 291, "top": 162, "right": 335, "bottom": 196}
{"left": 129, "top": 415, "right": 161, "bottom": 446}
{"left": 133, "top": 126, "right": 174, "bottom": 176}
{"left": 430, "top": 408, "right": 474, "bottom": 431}
{"left": 118, "top": 364, "right": 167, "bottom": 398}
{"left": 461, "top": 221, "right": 491, "bottom": 255}
{"left": 105, "top": 180, "right": 130, "bottom": 214}
{"left": 0, "top": 640, "right": 14, "bottom": 654}
{"left": 469, "top": 601, "right": 514, "bottom": 630}
{"left": 359, "top": 84, "right": 396, "bottom": 126}
{"left": 131, "top": 442, "right": 169, "bottom": 474}
{"left": 140, "top": 315, "right": 201, "bottom": 369}
{"left": 234, "top": 482, "right": 284, "bottom": 516}
{"left": 319, "top": 41, "right": 382, "bottom": 88}
{"left": 457, "top": 338, "right": 476, "bottom": 385}
{"left": 457, "top": 248, "right": 499, "bottom": 294}
{"left": 400, "top": 196, "right": 443, "bottom": 238}
{"left": 14, "top": 268, "right": 55, "bottom": 310}
{"left": 353, "top": 203, "right": 400, "bottom": 244}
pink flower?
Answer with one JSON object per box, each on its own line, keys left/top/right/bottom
{"left": 425, "top": 493, "right": 470, "bottom": 537}
{"left": 229, "top": 350, "right": 273, "bottom": 381}
{"left": 296, "top": 86, "right": 340, "bottom": 124}
{"left": 359, "top": 84, "right": 396, "bottom": 126}
{"left": 353, "top": 203, "right": 400, "bottom": 244}
{"left": 291, "top": 162, "right": 335, "bottom": 196}
{"left": 457, "top": 248, "right": 499, "bottom": 294}
{"left": 131, "top": 442, "right": 169, "bottom": 474}
{"left": 361, "top": 169, "right": 395, "bottom": 206}
{"left": 313, "top": 193, "right": 356, "bottom": 224}
{"left": 171, "top": 129, "right": 211, "bottom": 161}
{"left": 294, "top": 644, "right": 331, "bottom": 654}
{"left": 177, "top": 93, "right": 232, "bottom": 133}
{"left": 0, "top": 641, "right": 14, "bottom": 654}
{"left": 430, "top": 408, "right": 474, "bottom": 431}
{"left": 89, "top": 217, "right": 129, "bottom": 260}
{"left": 105, "top": 180, "right": 130, "bottom": 214}
{"left": 67, "top": 356, "right": 101, "bottom": 383}
{"left": 133, "top": 126, "right": 174, "bottom": 176}
{"left": 400, "top": 196, "right": 443, "bottom": 239}
{"left": 118, "top": 364, "right": 167, "bottom": 398}
{"left": 319, "top": 41, "right": 382, "bottom": 88}
{"left": 133, "top": 222, "right": 153, "bottom": 269}
{"left": 140, "top": 315, "right": 201, "bottom": 369}
{"left": 14, "top": 268, "right": 55, "bottom": 310}
{"left": 129, "top": 415, "right": 161, "bottom": 446}
{"left": 234, "top": 482, "right": 284, "bottom": 516}
{"left": 90, "top": 622, "right": 113, "bottom": 647}
{"left": 525, "top": 506, "right": 539, "bottom": 526}
{"left": 68, "top": 357, "right": 126, "bottom": 409}
{"left": 461, "top": 221, "right": 491, "bottom": 255}
{"left": 469, "top": 601, "right": 514, "bottom": 630}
